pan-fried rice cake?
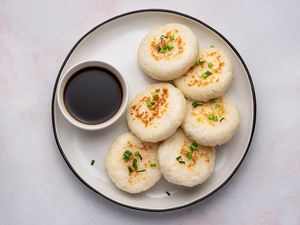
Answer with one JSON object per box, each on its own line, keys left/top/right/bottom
{"left": 105, "top": 132, "right": 161, "bottom": 194}
{"left": 127, "top": 83, "right": 186, "bottom": 143}
{"left": 158, "top": 129, "right": 215, "bottom": 187}
{"left": 182, "top": 95, "right": 240, "bottom": 146}
{"left": 174, "top": 47, "right": 233, "bottom": 101}
{"left": 138, "top": 23, "right": 198, "bottom": 81}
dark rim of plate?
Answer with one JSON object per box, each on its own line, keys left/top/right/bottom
{"left": 51, "top": 9, "right": 257, "bottom": 212}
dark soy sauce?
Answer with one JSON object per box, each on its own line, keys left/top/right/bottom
{"left": 64, "top": 67, "right": 123, "bottom": 125}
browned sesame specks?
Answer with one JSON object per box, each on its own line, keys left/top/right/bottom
{"left": 183, "top": 49, "right": 225, "bottom": 87}
{"left": 129, "top": 87, "right": 169, "bottom": 127}
{"left": 150, "top": 30, "right": 185, "bottom": 61}
{"left": 178, "top": 139, "right": 212, "bottom": 168}
{"left": 191, "top": 97, "right": 226, "bottom": 126}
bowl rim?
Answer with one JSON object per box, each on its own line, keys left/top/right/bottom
{"left": 56, "top": 60, "right": 128, "bottom": 131}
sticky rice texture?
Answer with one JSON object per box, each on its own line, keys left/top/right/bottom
{"left": 158, "top": 129, "right": 215, "bottom": 187}
{"left": 182, "top": 95, "right": 240, "bottom": 146}
{"left": 138, "top": 23, "right": 198, "bottom": 81}
{"left": 127, "top": 83, "right": 186, "bottom": 143}
{"left": 105, "top": 132, "right": 161, "bottom": 194}
{"left": 174, "top": 47, "right": 233, "bottom": 101}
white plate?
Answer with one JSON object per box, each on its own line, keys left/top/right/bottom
{"left": 52, "top": 9, "right": 256, "bottom": 211}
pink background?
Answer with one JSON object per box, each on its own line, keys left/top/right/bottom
{"left": 1, "top": 0, "right": 299, "bottom": 224}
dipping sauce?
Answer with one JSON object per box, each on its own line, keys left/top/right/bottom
{"left": 64, "top": 67, "right": 123, "bottom": 125}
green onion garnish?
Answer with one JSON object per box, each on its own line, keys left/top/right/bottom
{"left": 210, "top": 45, "right": 214, "bottom": 48}
{"left": 132, "top": 159, "right": 138, "bottom": 170}
{"left": 219, "top": 117, "right": 224, "bottom": 122}
{"left": 135, "top": 151, "right": 143, "bottom": 160}
{"left": 137, "top": 169, "right": 146, "bottom": 173}
{"left": 91, "top": 160, "right": 95, "bottom": 165}
{"left": 150, "top": 163, "right": 157, "bottom": 168}
{"left": 176, "top": 156, "right": 181, "bottom": 161}
{"left": 167, "top": 44, "right": 174, "bottom": 50}
{"left": 201, "top": 71, "right": 212, "bottom": 78}
{"left": 192, "top": 101, "right": 203, "bottom": 108}
{"left": 123, "top": 150, "right": 132, "bottom": 162}
{"left": 161, "top": 49, "right": 167, "bottom": 53}
{"left": 186, "top": 152, "right": 193, "bottom": 159}
{"left": 189, "top": 141, "right": 198, "bottom": 151}
{"left": 190, "top": 145, "right": 196, "bottom": 151}
{"left": 208, "top": 62, "right": 213, "bottom": 68}
{"left": 128, "top": 166, "right": 133, "bottom": 174}
{"left": 208, "top": 114, "right": 218, "bottom": 121}
{"left": 210, "top": 98, "right": 216, "bottom": 103}
{"left": 179, "top": 161, "right": 185, "bottom": 164}
{"left": 146, "top": 101, "right": 153, "bottom": 108}
{"left": 153, "top": 94, "right": 158, "bottom": 100}
{"left": 196, "top": 60, "right": 205, "bottom": 65}
{"left": 169, "top": 36, "right": 175, "bottom": 41}
{"left": 162, "top": 45, "right": 168, "bottom": 50}
{"left": 215, "top": 103, "right": 220, "bottom": 108}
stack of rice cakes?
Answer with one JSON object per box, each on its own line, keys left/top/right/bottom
{"left": 105, "top": 23, "right": 240, "bottom": 194}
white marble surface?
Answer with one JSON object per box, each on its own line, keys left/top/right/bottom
{"left": 1, "top": 0, "right": 299, "bottom": 224}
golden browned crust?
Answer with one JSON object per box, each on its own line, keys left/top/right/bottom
{"left": 178, "top": 139, "right": 212, "bottom": 169}
{"left": 149, "top": 29, "right": 185, "bottom": 61}
{"left": 183, "top": 49, "right": 225, "bottom": 87}
{"left": 191, "top": 97, "right": 226, "bottom": 126}
{"left": 129, "top": 87, "right": 169, "bottom": 127}
{"left": 122, "top": 141, "right": 158, "bottom": 184}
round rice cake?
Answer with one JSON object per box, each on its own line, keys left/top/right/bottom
{"left": 158, "top": 129, "right": 215, "bottom": 187}
{"left": 127, "top": 83, "right": 186, "bottom": 143}
{"left": 174, "top": 46, "right": 233, "bottom": 101}
{"left": 182, "top": 95, "right": 240, "bottom": 146}
{"left": 105, "top": 132, "right": 161, "bottom": 194}
{"left": 138, "top": 23, "right": 198, "bottom": 81}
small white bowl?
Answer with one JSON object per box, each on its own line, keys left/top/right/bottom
{"left": 56, "top": 61, "right": 128, "bottom": 131}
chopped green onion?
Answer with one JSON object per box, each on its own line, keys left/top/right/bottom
{"left": 190, "top": 144, "right": 196, "bottom": 151}
{"left": 208, "top": 114, "right": 218, "bottom": 122}
{"left": 162, "top": 45, "right": 168, "bottom": 50}
{"left": 137, "top": 169, "right": 146, "bottom": 172}
{"left": 176, "top": 156, "right": 181, "bottom": 161}
{"left": 210, "top": 45, "right": 214, "bottom": 48}
{"left": 91, "top": 160, "right": 95, "bottom": 166}
{"left": 196, "top": 60, "right": 205, "bottom": 65}
{"left": 210, "top": 98, "right": 216, "bottom": 103}
{"left": 123, "top": 150, "right": 132, "bottom": 162}
{"left": 189, "top": 141, "right": 198, "bottom": 151}
{"left": 215, "top": 103, "right": 220, "bottom": 108}
{"left": 146, "top": 101, "right": 153, "bottom": 108}
{"left": 186, "top": 152, "right": 193, "bottom": 159}
{"left": 167, "top": 44, "right": 174, "bottom": 50}
{"left": 150, "top": 163, "right": 157, "bottom": 168}
{"left": 208, "top": 62, "right": 213, "bottom": 68}
{"left": 169, "top": 36, "right": 175, "bottom": 41}
{"left": 153, "top": 94, "right": 158, "bottom": 100}
{"left": 128, "top": 166, "right": 133, "bottom": 174}
{"left": 201, "top": 71, "right": 212, "bottom": 78}
{"left": 192, "top": 101, "right": 203, "bottom": 108}
{"left": 135, "top": 151, "right": 142, "bottom": 160}
{"left": 219, "top": 117, "right": 224, "bottom": 122}
{"left": 179, "top": 161, "right": 185, "bottom": 164}
{"left": 132, "top": 159, "right": 138, "bottom": 170}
